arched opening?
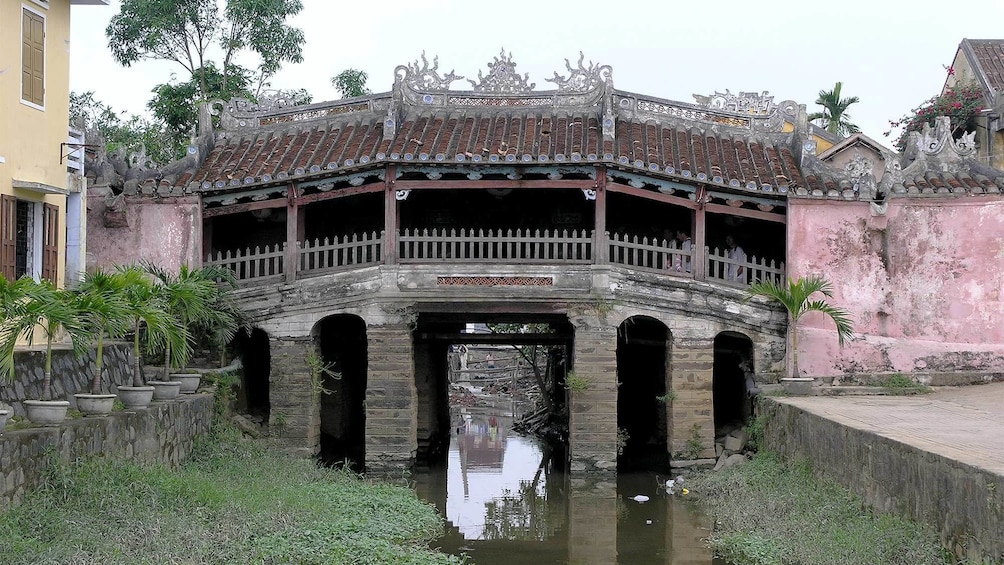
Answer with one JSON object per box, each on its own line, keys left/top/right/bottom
{"left": 234, "top": 327, "right": 271, "bottom": 421}
{"left": 315, "top": 314, "right": 368, "bottom": 470}
{"left": 616, "top": 316, "right": 670, "bottom": 470}
{"left": 713, "top": 332, "right": 755, "bottom": 433}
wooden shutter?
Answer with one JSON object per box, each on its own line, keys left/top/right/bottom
{"left": 21, "top": 8, "right": 44, "bottom": 106}
{"left": 1, "top": 195, "right": 15, "bottom": 280}
{"left": 41, "top": 203, "right": 59, "bottom": 284}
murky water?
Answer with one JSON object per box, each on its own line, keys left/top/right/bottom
{"left": 413, "top": 401, "right": 730, "bottom": 565}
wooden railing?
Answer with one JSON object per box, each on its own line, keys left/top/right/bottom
{"left": 205, "top": 243, "right": 284, "bottom": 282}
{"left": 398, "top": 228, "right": 593, "bottom": 263}
{"left": 608, "top": 233, "right": 692, "bottom": 276}
{"left": 706, "top": 246, "right": 785, "bottom": 287}
{"left": 208, "top": 230, "right": 784, "bottom": 287}
{"left": 299, "top": 231, "right": 383, "bottom": 276}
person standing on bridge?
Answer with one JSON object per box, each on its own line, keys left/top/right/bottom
{"left": 673, "top": 229, "right": 693, "bottom": 273}
{"left": 726, "top": 235, "right": 747, "bottom": 282}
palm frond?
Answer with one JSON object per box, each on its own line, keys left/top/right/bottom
{"left": 804, "top": 300, "right": 854, "bottom": 345}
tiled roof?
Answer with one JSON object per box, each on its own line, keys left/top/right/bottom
{"left": 963, "top": 39, "right": 1004, "bottom": 95}
{"left": 181, "top": 105, "right": 815, "bottom": 194}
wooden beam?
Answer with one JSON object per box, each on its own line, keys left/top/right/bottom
{"left": 285, "top": 183, "right": 299, "bottom": 283}
{"left": 415, "top": 332, "right": 570, "bottom": 345}
{"left": 705, "top": 202, "right": 786, "bottom": 223}
{"left": 203, "top": 198, "right": 285, "bottom": 218}
{"left": 385, "top": 165, "right": 398, "bottom": 265}
{"left": 294, "top": 183, "right": 385, "bottom": 205}
{"left": 391, "top": 179, "right": 596, "bottom": 191}
{"left": 594, "top": 167, "right": 607, "bottom": 264}
{"left": 607, "top": 181, "right": 699, "bottom": 210}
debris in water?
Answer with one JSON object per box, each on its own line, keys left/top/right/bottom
{"left": 630, "top": 495, "right": 650, "bottom": 503}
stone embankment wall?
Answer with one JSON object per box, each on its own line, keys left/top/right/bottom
{"left": 762, "top": 398, "right": 1004, "bottom": 564}
{"left": 0, "top": 343, "right": 133, "bottom": 417}
{"left": 0, "top": 395, "right": 213, "bottom": 507}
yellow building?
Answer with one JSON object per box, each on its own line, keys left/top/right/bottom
{"left": 0, "top": 0, "right": 107, "bottom": 286}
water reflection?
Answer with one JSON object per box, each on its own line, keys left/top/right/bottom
{"left": 414, "top": 403, "right": 728, "bottom": 565}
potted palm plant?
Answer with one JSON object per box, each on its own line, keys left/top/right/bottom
{"left": 18, "top": 279, "right": 88, "bottom": 424}
{"left": 746, "top": 275, "right": 854, "bottom": 395}
{"left": 74, "top": 268, "right": 131, "bottom": 415}
{"left": 0, "top": 274, "right": 35, "bottom": 430}
{"left": 146, "top": 264, "right": 239, "bottom": 394}
{"left": 115, "top": 265, "right": 189, "bottom": 407}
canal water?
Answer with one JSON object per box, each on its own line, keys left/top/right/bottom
{"left": 413, "top": 399, "right": 730, "bottom": 565}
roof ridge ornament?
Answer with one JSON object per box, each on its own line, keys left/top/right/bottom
{"left": 468, "top": 49, "right": 535, "bottom": 94}
{"left": 546, "top": 52, "right": 613, "bottom": 93}
{"left": 397, "top": 52, "right": 463, "bottom": 91}
{"left": 692, "top": 89, "right": 776, "bottom": 115}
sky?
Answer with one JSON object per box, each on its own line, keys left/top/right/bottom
{"left": 69, "top": 0, "right": 1004, "bottom": 146}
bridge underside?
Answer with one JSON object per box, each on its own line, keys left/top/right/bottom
{"left": 241, "top": 263, "right": 786, "bottom": 474}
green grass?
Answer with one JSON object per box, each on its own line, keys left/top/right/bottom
{"left": 871, "top": 373, "right": 932, "bottom": 395}
{"left": 0, "top": 427, "right": 464, "bottom": 565}
{"left": 687, "top": 452, "right": 957, "bottom": 565}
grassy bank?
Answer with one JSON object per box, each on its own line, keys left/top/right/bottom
{"left": 688, "top": 452, "right": 956, "bottom": 565}
{"left": 0, "top": 427, "right": 464, "bottom": 565}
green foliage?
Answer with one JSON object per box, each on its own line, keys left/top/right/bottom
{"left": 743, "top": 397, "right": 775, "bottom": 452}
{"left": 688, "top": 452, "right": 957, "bottom": 565}
{"left": 204, "top": 369, "right": 241, "bottom": 420}
{"left": 148, "top": 63, "right": 254, "bottom": 153}
{"left": 887, "top": 81, "right": 984, "bottom": 152}
{"left": 106, "top": 0, "right": 304, "bottom": 99}
{"left": 331, "top": 69, "right": 371, "bottom": 98}
{"left": 656, "top": 390, "right": 677, "bottom": 404}
{"left": 746, "top": 275, "right": 853, "bottom": 378}
{"left": 616, "top": 427, "right": 630, "bottom": 456}
{"left": 76, "top": 269, "right": 134, "bottom": 394}
{"left": 872, "top": 373, "right": 932, "bottom": 395}
{"left": 684, "top": 423, "right": 703, "bottom": 459}
{"left": 0, "top": 274, "right": 34, "bottom": 385}
{"left": 305, "top": 350, "right": 338, "bottom": 397}
{"left": 71, "top": 90, "right": 179, "bottom": 164}
{"left": 808, "top": 81, "right": 860, "bottom": 137}
{"left": 565, "top": 371, "right": 591, "bottom": 392}
{"left": 272, "top": 411, "right": 288, "bottom": 437}
{"left": 0, "top": 431, "right": 462, "bottom": 564}
{"left": 116, "top": 265, "right": 188, "bottom": 387}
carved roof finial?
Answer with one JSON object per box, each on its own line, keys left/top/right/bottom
{"left": 397, "top": 51, "right": 463, "bottom": 91}
{"left": 546, "top": 51, "right": 612, "bottom": 93}
{"left": 693, "top": 89, "right": 776, "bottom": 115}
{"left": 468, "top": 48, "right": 535, "bottom": 94}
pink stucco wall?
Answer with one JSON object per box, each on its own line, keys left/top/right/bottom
{"left": 86, "top": 188, "right": 202, "bottom": 274}
{"left": 788, "top": 197, "right": 1004, "bottom": 377}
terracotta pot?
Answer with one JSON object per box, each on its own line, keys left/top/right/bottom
{"left": 24, "top": 400, "right": 70, "bottom": 424}
{"left": 74, "top": 394, "right": 117, "bottom": 416}
{"left": 150, "top": 381, "right": 183, "bottom": 400}
{"left": 117, "top": 386, "right": 155, "bottom": 409}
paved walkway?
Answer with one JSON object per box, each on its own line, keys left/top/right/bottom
{"left": 775, "top": 382, "right": 1004, "bottom": 475}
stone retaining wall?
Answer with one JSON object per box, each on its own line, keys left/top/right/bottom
{"left": 0, "top": 342, "right": 134, "bottom": 417}
{"left": 762, "top": 398, "right": 1004, "bottom": 564}
{"left": 0, "top": 394, "right": 213, "bottom": 507}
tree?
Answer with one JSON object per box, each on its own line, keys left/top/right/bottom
{"left": 116, "top": 266, "right": 188, "bottom": 387}
{"left": 75, "top": 269, "right": 133, "bottom": 395}
{"left": 148, "top": 63, "right": 254, "bottom": 154}
{"left": 808, "top": 82, "right": 860, "bottom": 137}
{"left": 106, "top": 0, "right": 305, "bottom": 103}
{"left": 70, "top": 91, "right": 177, "bottom": 165}
{"left": 0, "top": 275, "right": 36, "bottom": 386}
{"left": 745, "top": 276, "right": 853, "bottom": 379}
{"left": 19, "top": 281, "right": 88, "bottom": 401}
{"left": 331, "top": 69, "right": 371, "bottom": 98}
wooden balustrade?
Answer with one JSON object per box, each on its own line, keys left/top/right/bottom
{"left": 207, "top": 230, "right": 784, "bottom": 287}
{"left": 299, "top": 231, "right": 383, "bottom": 276}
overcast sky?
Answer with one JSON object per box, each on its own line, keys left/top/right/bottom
{"left": 69, "top": 0, "right": 1004, "bottom": 145}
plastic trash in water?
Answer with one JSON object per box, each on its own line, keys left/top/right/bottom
{"left": 630, "top": 494, "right": 650, "bottom": 503}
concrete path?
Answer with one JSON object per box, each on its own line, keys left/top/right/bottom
{"left": 774, "top": 382, "right": 1004, "bottom": 476}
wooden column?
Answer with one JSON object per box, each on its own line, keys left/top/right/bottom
{"left": 692, "top": 186, "right": 707, "bottom": 280}
{"left": 593, "top": 167, "right": 607, "bottom": 264}
{"left": 384, "top": 165, "right": 398, "bottom": 265}
{"left": 285, "top": 183, "right": 299, "bottom": 283}
{"left": 201, "top": 208, "right": 212, "bottom": 266}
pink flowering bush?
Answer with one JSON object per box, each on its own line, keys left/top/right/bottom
{"left": 885, "top": 81, "right": 984, "bottom": 152}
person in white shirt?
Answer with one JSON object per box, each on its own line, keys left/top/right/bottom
{"left": 673, "top": 229, "right": 692, "bottom": 273}
{"left": 725, "top": 235, "right": 746, "bottom": 282}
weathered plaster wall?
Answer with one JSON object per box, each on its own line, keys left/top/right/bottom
{"left": 762, "top": 398, "right": 1004, "bottom": 564}
{"left": 0, "top": 342, "right": 133, "bottom": 417}
{"left": 86, "top": 187, "right": 201, "bottom": 271}
{"left": 788, "top": 197, "right": 1004, "bottom": 377}
{"left": 0, "top": 395, "right": 213, "bottom": 507}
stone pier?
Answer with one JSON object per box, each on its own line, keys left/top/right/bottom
{"left": 268, "top": 337, "right": 320, "bottom": 456}
{"left": 670, "top": 337, "right": 715, "bottom": 458}
{"left": 569, "top": 323, "right": 618, "bottom": 472}
{"left": 365, "top": 324, "right": 418, "bottom": 472}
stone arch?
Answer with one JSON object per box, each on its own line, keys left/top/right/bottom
{"left": 312, "top": 314, "right": 368, "bottom": 469}
{"left": 616, "top": 315, "right": 671, "bottom": 470}
{"left": 713, "top": 331, "right": 755, "bottom": 431}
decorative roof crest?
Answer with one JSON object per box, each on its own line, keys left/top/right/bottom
{"left": 545, "top": 52, "right": 612, "bottom": 93}
{"left": 468, "top": 49, "right": 535, "bottom": 94}
{"left": 397, "top": 52, "right": 463, "bottom": 91}
{"left": 692, "top": 89, "right": 776, "bottom": 115}
{"left": 915, "top": 116, "right": 977, "bottom": 159}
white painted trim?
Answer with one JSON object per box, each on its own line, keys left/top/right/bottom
{"left": 0, "top": 156, "right": 6, "bottom": 164}
{"left": 20, "top": 4, "right": 46, "bottom": 111}
{"left": 27, "top": 0, "right": 48, "bottom": 9}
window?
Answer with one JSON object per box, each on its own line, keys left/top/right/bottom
{"left": 0, "top": 195, "right": 58, "bottom": 283}
{"left": 21, "top": 6, "right": 45, "bottom": 108}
